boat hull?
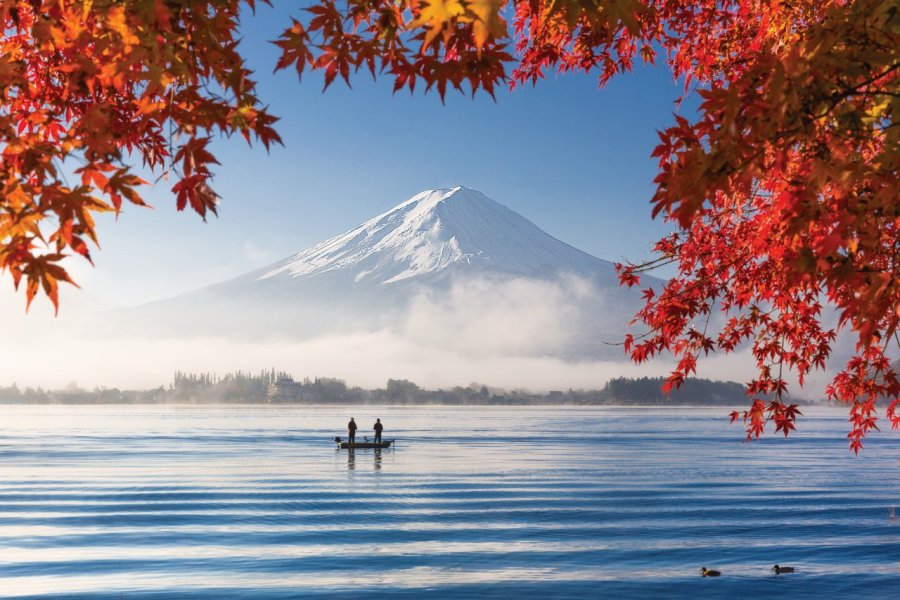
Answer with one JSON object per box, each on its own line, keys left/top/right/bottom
{"left": 337, "top": 440, "right": 392, "bottom": 449}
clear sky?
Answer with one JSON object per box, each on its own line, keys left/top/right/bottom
{"left": 60, "top": 5, "right": 688, "bottom": 309}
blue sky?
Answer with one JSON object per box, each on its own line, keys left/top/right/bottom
{"left": 75, "top": 5, "right": 687, "bottom": 307}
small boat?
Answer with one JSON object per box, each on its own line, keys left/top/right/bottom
{"left": 334, "top": 436, "right": 393, "bottom": 449}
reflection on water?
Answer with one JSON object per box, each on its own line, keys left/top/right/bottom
{"left": 342, "top": 447, "right": 386, "bottom": 471}
{"left": 0, "top": 405, "right": 898, "bottom": 599}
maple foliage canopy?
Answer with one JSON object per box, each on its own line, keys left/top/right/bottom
{"left": 0, "top": 0, "right": 897, "bottom": 449}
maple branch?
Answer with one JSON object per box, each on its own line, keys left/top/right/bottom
{"left": 623, "top": 254, "right": 678, "bottom": 273}
{"left": 652, "top": 251, "right": 756, "bottom": 308}
{"left": 804, "top": 63, "right": 899, "bottom": 125}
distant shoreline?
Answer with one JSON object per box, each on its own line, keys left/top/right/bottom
{"left": 2, "top": 374, "right": 817, "bottom": 406}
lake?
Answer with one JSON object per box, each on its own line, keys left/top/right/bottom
{"left": 0, "top": 405, "right": 897, "bottom": 598}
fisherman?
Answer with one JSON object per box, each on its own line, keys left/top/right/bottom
{"left": 373, "top": 418, "right": 384, "bottom": 443}
{"left": 348, "top": 417, "right": 357, "bottom": 444}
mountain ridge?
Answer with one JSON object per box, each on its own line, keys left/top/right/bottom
{"left": 254, "top": 186, "right": 617, "bottom": 287}
{"left": 109, "top": 186, "right": 654, "bottom": 360}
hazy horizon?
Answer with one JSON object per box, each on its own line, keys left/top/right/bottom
{"left": 1, "top": 186, "right": 841, "bottom": 399}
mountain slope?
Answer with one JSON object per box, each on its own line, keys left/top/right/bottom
{"left": 114, "top": 186, "right": 656, "bottom": 359}
{"left": 255, "top": 186, "right": 616, "bottom": 285}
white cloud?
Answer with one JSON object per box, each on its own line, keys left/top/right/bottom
{"left": 0, "top": 273, "right": 845, "bottom": 398}
{"left": 401, "top": 275, "right": 597, "bottom": 357}
{"left": 0, "top": 330, "right": 672, "bottom": 392}
{"left": 0, "top": 273, "right": 657, "bottom": 391}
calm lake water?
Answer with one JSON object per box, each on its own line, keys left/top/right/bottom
{"left": 0, "top": 405, "right": 897, "bottom": 598}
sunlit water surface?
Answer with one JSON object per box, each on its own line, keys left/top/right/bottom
{"left": 0, "top": 405, "right": 897, "bottom": 598}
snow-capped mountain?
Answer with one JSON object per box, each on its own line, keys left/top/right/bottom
{"left": 258, "top": 186, "right": 615, "bottom": 285}
{"left": 117, "top": 186, "right": 656, "bottom": 359}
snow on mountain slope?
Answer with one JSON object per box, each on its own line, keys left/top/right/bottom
{"left": 111, "top": 186, "right": 654, "bottom": 360}
{"left": 257, "top": 186, "right": 616, "bottom": 286}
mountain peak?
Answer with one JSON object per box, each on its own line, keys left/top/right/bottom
{"left": 125, "top": 186, "right": 637, "bottom": 356}
{"left": 259, "top": 186, "right": 611, "bottom": 285}
{"left": 392, "top": 185, "right": 488, "bottom": 213}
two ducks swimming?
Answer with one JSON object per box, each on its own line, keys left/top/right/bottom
{"left": 700, "top": 565, "right": 795, "bottom": 577}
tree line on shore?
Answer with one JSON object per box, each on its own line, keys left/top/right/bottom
{"left": 0, "top": 372, "right": 801, "bottom": 406}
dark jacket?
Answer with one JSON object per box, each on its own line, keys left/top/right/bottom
{"left": 374, "top": 421, "right": 383, "bottom": 433}
{"left": 348, "top": 420, "right": 357, "bottom": 433}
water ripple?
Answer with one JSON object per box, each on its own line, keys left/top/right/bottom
{"left": 0, "top": 405, "right": 898, "bottom": 598}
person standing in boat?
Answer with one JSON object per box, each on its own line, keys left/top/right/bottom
{"left": 373, "top": 418, "right": 384, "bottom": 444}
{"left": 348, "top": 418, "right": 357, "bottom": 444}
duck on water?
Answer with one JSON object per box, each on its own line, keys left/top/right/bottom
{"left": 699, "top": 565, "right": 796, "bottom": 577}
{"left": 773, "top": 565, "right": 795, "bottom": 574}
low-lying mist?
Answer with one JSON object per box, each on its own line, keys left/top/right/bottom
{"left": 0, "top": 273, "right": 828, "bottom": 398}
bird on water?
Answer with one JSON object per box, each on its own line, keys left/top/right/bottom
{"left": 773, "top": 565, "right": 795, "bottom": 574}
{"left": 700, "top": 567, "right": 721, "bottom": 577}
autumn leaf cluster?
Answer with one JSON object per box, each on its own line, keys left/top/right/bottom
{"left": 0, "top": 0, "right": 280, "bottom": 310}
{"left": 609, "top": 0, "right": 899, "bottom": 451}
